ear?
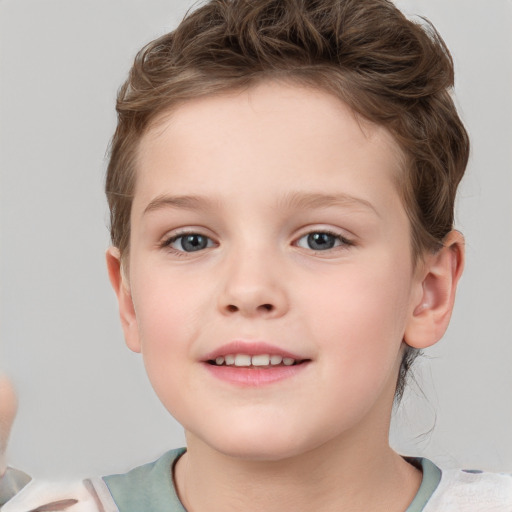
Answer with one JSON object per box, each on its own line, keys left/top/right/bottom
{"left": 404, "top": 231, "right": 465, "bottom": 349}
{"left": 106, "top": 247, "right": 141, "bottom": 353}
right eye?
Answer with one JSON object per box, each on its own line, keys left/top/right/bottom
{"left": 164, "top": 233, "right": 215, "bottom": 253}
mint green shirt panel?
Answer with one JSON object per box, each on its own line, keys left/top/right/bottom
{"left": 103, "top": 448, "right": 187, "bottom": 512}
{"left": 103, "top": 450, "right": 441, "bottom": 512}
{"left": 405, "top": 458, "right": 442, "bottom": 512}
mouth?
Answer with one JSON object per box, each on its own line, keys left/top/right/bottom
{"left": 202, "top": 342, "right": 311, "bottom": 385}
{"left": 207, "top": 354, "right": 307, "bottom": 368}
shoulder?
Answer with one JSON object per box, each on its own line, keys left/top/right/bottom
{"left": 1, "top": 449, "right": 186, "bottom": 512}
{"left": 101, "top": 448, "right": 186, "bottom": 512}
{"left": 425, "top": 466, "right": 512, "bottom": 512}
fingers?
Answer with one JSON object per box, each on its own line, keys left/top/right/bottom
{"left": 0, "top": 376, "right": 18, "bottom": 476}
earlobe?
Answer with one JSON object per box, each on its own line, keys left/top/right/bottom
{"left": 106, "top": 247, "right": 141, "bottom": 353}
{"left": 404, "top": 231, "right": 465, "bottom": 349}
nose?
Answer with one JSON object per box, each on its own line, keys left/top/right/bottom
{"left": 217, "top": 248, "right": 289, "bottom": 319}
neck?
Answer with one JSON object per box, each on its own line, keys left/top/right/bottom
{"left": 174, "top": 424, "right": 421, "bottom": 512}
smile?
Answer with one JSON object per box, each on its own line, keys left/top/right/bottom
{"left": 209, "top": 354, "right": 300, "bottom": 367}
{"left": 203, "top": 343, "right": 310, "bottom": 386}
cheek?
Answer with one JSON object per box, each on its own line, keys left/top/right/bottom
{"left": 304, "top": 256, "right": 413, "bottom": 373}
{"left": 133, "top": 262, "right": 204, "bottom": 332}
{"left": 308, "top": 270, "right": 411, "bottom": 426}
{"left": 129, "top": 270, "right": 204, "bottom": 376}
{"left": 131, "top": 280, "right": 199, "bottom": 419}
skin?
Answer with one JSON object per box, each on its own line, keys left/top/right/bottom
{"left": 0, "top": 377, "right": 17, "bottom": 476}
{"left": 107, "top": 82, "right": 464, "bottom": 511}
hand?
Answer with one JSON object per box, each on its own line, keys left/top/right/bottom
{"left": 0, "top": 376, "right": 17, "bottom": 477}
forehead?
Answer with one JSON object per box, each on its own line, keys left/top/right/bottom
{"left": 134, "top": 81, "right": 404, "bottom": 209}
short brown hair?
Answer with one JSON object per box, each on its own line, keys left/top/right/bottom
{"left": 105, "top": 0, "right": 469, "bottom": 398}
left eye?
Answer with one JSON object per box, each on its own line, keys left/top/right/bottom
{"left": 167, "top": 233, "right": 215, "bottom": 252}
{"left": 296, "top": 232, "right": 348, "bottom": 251}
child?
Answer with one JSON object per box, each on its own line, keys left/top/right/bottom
{"left": 1, "top": 0, "right": 511, "bottom": 510}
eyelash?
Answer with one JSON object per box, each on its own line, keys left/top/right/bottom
{"left": 295, "top": 230, "right": 354, "bottom": 252}
{"left": 160, "top": 231, "right": 216, "bottom": 256}
{"left": 160, "top": 229, "right": 354, "bottom": 256}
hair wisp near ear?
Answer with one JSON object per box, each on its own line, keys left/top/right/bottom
{"left": 404, "top": 230, "right": 465, "bottom": 349}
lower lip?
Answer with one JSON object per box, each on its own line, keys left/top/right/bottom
{"left": 203, "top": 363, "right": 309, "bottom": 387}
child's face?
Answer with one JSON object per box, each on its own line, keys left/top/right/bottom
{"left": 114, "top": 82, "right": 425, "bottom": 460}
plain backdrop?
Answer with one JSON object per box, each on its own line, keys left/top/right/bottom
{"left": 0, "top": 0, "right": 511, "bottom": 479}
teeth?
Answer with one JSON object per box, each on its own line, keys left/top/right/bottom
{"left": 212, "top": 354, "right": 297, "bottom": 367}
{"left": 251, "top": 354, "right": 270, "bottom": 366}
{"left": 270, "top": 355, "right": 283, "bottom": 365}
{"left": 234, "top": 354, "right": 251, "bottom": 367}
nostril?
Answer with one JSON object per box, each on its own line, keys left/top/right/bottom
{"left": 224, "top": 303, "right": 274, "bottom": 314}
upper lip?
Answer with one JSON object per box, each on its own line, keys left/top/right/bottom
{"left": 203, "top": 341, "right": 305, "bottom": 362}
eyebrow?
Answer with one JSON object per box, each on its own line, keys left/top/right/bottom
{"left": 143, "top": 194, "right": 215, "bottom": 216}
{"left": 277, "top": 191, "right": 380, "bottom": 217}
{"left": 143, "top": 191, "right": 379, "bottom": 217}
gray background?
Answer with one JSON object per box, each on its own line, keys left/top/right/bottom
{"left": 0, "top": 0, "right": 510, "bottom": 479}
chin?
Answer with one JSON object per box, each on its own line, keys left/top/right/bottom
{"left": 214, "top": 440, "right": 306, "bottom": 462}
{"left": 189, "top": 419, "right": 324, "bottom": 463}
